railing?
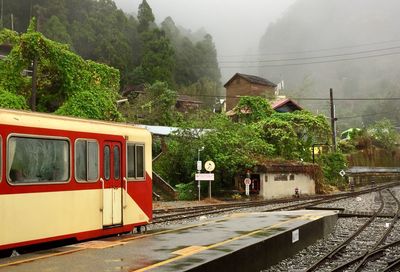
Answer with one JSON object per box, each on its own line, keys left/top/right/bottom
{"left": 152, "top": 171, "right": 177, "bottom": 200}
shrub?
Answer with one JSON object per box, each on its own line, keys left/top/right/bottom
{"left": 175, "top": 182, "right": 197, "bottom": 200}
{"left": 317, "top": 152, "right": 347, "bottom": 187}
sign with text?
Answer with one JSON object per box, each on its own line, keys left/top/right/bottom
{"left": 195, "top": 173, "right": 214, "bottom": 181}
{"left": 292, "top": 229, "right": 299, "bottom": 243}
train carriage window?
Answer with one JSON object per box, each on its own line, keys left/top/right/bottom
{"left": 127, "top": 143, "right": 145, "bottom": 180}
{"left": 75, "top": 140, "right": 99, "bottom": 182}
{"left": 136, "top": 145, "right": 144, "bottom": 178}
{"left": 127, "top": 144, "right": 135, "bottom": 178}
{"left": 7, "top": 136, "right": 69, "bottom": 184}
{"left": 113, "top": 146, "right": 120, "bottom": 179}
{"left": 104, "top": 146, "right": 110, "bottom": 180}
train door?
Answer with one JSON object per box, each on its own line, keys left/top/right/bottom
{"left": 102, "top": 141, "right": 122, "bottom": 227}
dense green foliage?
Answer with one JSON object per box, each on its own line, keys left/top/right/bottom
{"left": 1, "top": 0, "right": 221, "bottom": 98}
{"left": 368, "top": 119, "right": 398, "bottom": 150}
{"left": 0, "top": 20, "right": 122, "bottom": 120}
{"left": 339, "top": 119, "right": 398, "bottom": 152}
{"left": 317, "top": 152, "right": 347, "bottom": 187}
{"left": 175, "top": 182, "right": 197, "bottom": 201}
{"left": 120, "top": 81, "right": 180, "bottom": 126}
{"left": 154, "top": 96, "right": 332, "bottom": 189}
{"left": 234, "top": 96, "right": 274, "bottom": 123}
{"left": 0, "top": 88, "right": 27, "bottom": 109}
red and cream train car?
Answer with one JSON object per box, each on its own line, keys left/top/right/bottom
{"left": 0, "top": 108, "right": 152, "bottom": 256}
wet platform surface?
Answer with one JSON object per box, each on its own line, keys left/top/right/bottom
{"left": 0, "top": 210, "right": 338, "bottom": 272}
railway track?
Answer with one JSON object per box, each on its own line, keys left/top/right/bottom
{"left": 151, "top": 197, "right": 323, "bottom": 224}
{"left": 151, "top": 182, "right": 399, "bottom": 225}
{"left": 264, "top": 186, "right": 400, "bottom": 272}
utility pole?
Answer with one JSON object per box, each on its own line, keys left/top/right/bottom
{"left": 1, "top": 0, "right": 3, "bottom": 28}
{"left": 30, "top": 57, "right": 38, "bottom": 111}
{"left": 330, "top": 88, "right": 337, "bottom": 152}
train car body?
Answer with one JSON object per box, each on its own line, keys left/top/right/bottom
{"left": 0, "top": 109, "right": 152, "bottom": 254}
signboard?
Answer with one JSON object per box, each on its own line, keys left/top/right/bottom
{"left": 197, "top": 161, "right": 202, "bottom": 171}
{"left": 244, "top": 178, "right": 251, "bottom": 196}
{"left": 339, "top": 169, "right": 346, "bottom": 177}
{"left": 195, "top": 173, "right": 215, "bottom": 181}
{"left": 204, "top": 161, "right": 215, "bottom": 172}
{"left": 292, "top": 229, "right": 299, "bottom": 243}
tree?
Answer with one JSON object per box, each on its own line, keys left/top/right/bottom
{"left": 42, "top": 15, "right": 72, "bottom": 45}
{"left": 137, "top": 0, "right": 155, "bottom": 33}
{"left": 317, "top": 152, "right": 347, "bottom": 187}
{"left": 367, "top": 119, "right": 398, "bottom": 150}
{"left": 151, "top": 93, "right": 334, "bottom": 190}
{"left": 1, "top": 0, "right": 221, "bottom": 89}
{"left": 0, "top": 19, "right": 122, "bottom": 121}
{"left": 179, "top": 77, "right": 220, "bottom": 108}
{"left": 0, "top": 87, "right": 27, "bottom": 109}
{"left": 161, "top": 17, "right": 221, "bottom": 88}
{"left": 154, "top": 113, "right": 274, "bottom": 187}
{"left": 138, "top": 29, "right": 175, "bottom": 85}
{"left": 124, "top": 81, "right": 179, "bottom": 126}
{"left": 233, "top": 96, "right": 274, "bottom": 123}
{"left": 194, "top": 34, "right": 221, "bottom": 83}
{"left": 260, "top": 117, "right": 299, "bottom": 159}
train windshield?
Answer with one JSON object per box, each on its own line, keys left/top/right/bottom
{"left": 8, "top": 136, "right": 70, "bottom": 184}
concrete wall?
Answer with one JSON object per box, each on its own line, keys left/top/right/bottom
{"left": 260, "top": 173, "right": 316, "bottom": 199}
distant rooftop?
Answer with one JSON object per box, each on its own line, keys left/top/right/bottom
{"left": 137, "top": 125, "right": 210, "bottom": 137}
{"left": 224, "top": 73, "right": 277, "bottom": 88}
{"left": 272, "top": 98, "right": 303, "bottom": 112}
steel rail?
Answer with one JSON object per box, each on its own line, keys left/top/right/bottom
{"left": 328, "top": 189, "right": 399, "bottom": 272}
{"left": 351, "top": 189, "right": 400, "bottom": 271}
{"left": 304, "top": 190, "right": 385, "bottom": 272}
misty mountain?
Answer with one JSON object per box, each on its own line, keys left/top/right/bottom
{"left": 0, "top": 0, "right": 221, "bottom": 99}
{"left": 259, "top": 0, "right": 400, "bottom": 129}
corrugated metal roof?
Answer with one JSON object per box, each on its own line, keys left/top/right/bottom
{"left": 137, "top": 125, "right": 211, "bottom": 136}
{"left": 137, "top": 125, "right": 178, "bottom": 136}
{"left": 272, "top": 98, "right": 303, "bottom": 111}
{"left": 346, "top": 167, "right": 400, "bottom": 174}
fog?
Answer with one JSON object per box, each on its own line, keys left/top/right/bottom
{"left": 113, "top": 0, "right": 400, "bottom": 129}
{"left": 113, "top": 0, "right": 296, "bottom": 82}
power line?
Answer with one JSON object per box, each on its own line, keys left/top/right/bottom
{"left": 177, "top": 93, "right": 400, "bottom": 101}
{"left": 219, "top": 50, "right": 400, "bottom": 68}
{"left": 218, "top": 39, "right": 400, "bottom": 58}
{"left": 219, "top": 45, "right": 400, "bottom": 64}
{"left": 337, "top": 111, "right": 394, "bottom": 120}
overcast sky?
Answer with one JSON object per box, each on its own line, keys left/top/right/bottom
{"left": 114, "top": 0, "right": 296, "bottom": 80}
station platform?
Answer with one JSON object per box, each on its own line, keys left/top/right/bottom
{"left": 0, "top": 210, "right": 338, "bottom": 272}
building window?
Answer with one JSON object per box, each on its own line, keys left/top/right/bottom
{"left": 75, "top": 139, "right": 99, "bottom": 182}
{"left": 274, "top": 174, "right": 288, "bottom": 181}
{"left": 8, "top": 136, "right": 70, "bottom": 184}
{"left": 289, "top": 174, "right": 295, "bottom": 180}
{"left": 127, "top": 143, "right": 145, "bottom": 180}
